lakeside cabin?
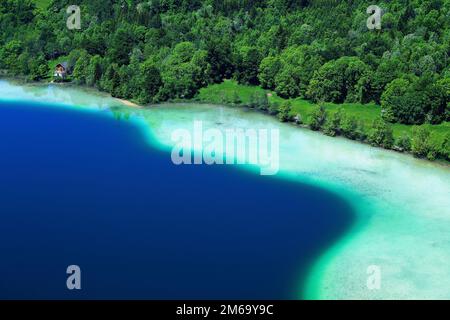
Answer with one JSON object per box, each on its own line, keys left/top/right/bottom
{"left": 54, "top": 62, "right": 69, "bottom": 79}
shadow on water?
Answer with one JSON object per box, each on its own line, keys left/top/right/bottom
{"left": 0, "top": 101, "right": 355, "bottom": 299}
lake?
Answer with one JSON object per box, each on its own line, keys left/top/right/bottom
{"left": 0, "top": 80, "right": 449, "bottom": 299}
{"left": 0, "top": 93, "right": 352, "bottom": 299}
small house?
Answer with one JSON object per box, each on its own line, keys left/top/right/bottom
{"left": 54, "top": 62, "right": 69, "bottom": 79}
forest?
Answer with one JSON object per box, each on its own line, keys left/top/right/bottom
{"left": 0, "top": 0, "right": 449, "bottom": 161}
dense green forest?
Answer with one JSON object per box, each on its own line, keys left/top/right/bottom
{"left": 0, "top": 0, "right": 449, "bottom": 160}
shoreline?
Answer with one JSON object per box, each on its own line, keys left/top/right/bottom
{"left": 115, "top": 97, "right": 141, "bottom": 108}
{"left": 1, "top": 76, "right": 448, "bottom": 168}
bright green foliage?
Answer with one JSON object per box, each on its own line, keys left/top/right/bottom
{"left": 307, "top": 57, "right": 369, "bottom": 104}
{"left": 258, "top": 56, "right": 282, "bottom": 90}
{"left": 273, "top": 45, "right": 324, "bottom": 99}
{"left": 232, "top": 91, "right": 242, "bottom": 106}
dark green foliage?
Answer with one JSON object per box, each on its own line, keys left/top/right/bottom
{"left": 395, "top": 134, "right": 412, "bottom": 152}
{"left": 0, "top": 40, "right": 23, "bottom": 72}
{"left": 72, "top": 51, "right": 91, "bottom": 84}
{"left": 135, "top": 60, "right": 162, "bottom": 103}
{"left": 411, "top": 126, "right": 434, "bottom": 159}
{"left": 277, "top": 101, "right": 292, "bottom": 122}
{"left": 323, "top": 109, "right": 344, "bottom": 137}
{"left": 340, "top": 115, "right": 362, "bottom": 140}
{"left": 381, "top": 76, "right": 447, "bottom": 125}
{"left": 309, "top": 105, "right": 327, "bottom": 131}
{"left": 235, "top": 46, "right": 261, "bottom": 85}
{"left": 368, "top": 119, "right": 394, "bottom": 149}
{"left": 108, "top": 26, "right": 136, "bottom": 66}
{"left": 258, "top": 56, "right": 282, "bottom": 90}
{"left": 29, "top": 55, "right": 49, "bottom": 80}
{"left": 86, "top": 55, "right": 104, "bottom": 87}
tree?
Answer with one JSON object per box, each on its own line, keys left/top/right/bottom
{"left": 307, "top": 57, "right": 369, "bottom": 103}
{"left": 340, "top": 114, "right": 363, "bottom": 140}
{"left": 381, "top": 78, "right": 410, "bottom": 123}
{"left": 235, "top": 46, "right": 261, "bottom": 85}
{"left": 247, "top": 92, "right": 258, "bottom": 109}
{"left": 0, "top": 40, "right": 23, "bottom": 72}
{"left": 204, "top": 37, "right": 234, "bottom": 83}
{"left": 437, "top": 76, "right": 450, "bottom": 121}
{"left": 108, "top": 26, "right": 136, "bottom": 66}
{"left": 323, "top": 109, "right": 344, "bottom": 137}
{"left": 411, "top": 126, "right": 435, "bottom": 159}
{"left": 275, "top": 67, "right": 301, "bottom": 98}
{"left": 277, "top": 101, "right": 292, "bottom": 122}
{"left": 438, "top": 133, "right": 450, "bottom": 161}
{"left": 1, "top": 0, "right": 450, "bottom": 167}
{"left": 86, "top": 55, "right": 103, "bottom": 87}
{"left": 363, "top": 56, "right": 406, "bottom": 104}
{"left": 72, "top": 51, "right": 92, "bottom": 84}
{"left": 309, "top": 105, "right": 327, "bottom": 131}
{"left": 395, "top": 134, "right": 412, "bottom": 152}
{"left": 381, "top": 76, "right": 447, "bottom": 124}
{"left": 29, "top": 55, "right": 49, "bottom": 80}
{"left": 191, "top": 50, "right": 213, "bottom": 88}
{"left": 368, "top": 119, "right": 394, "bottom": 149}
{"left": 258, "top": 56, "right": 282, "bottom": 90}
{"left": 274, "top": 45, "right": 323, "bottom": 98}
{"left": 135, "top": 60, "right": 162, "bottom": 103}
{"left": 256, "top": 92, "right": 269, "bottom": 111}
{"left": 100, "top": 63, "right": 120, "bottom": 95}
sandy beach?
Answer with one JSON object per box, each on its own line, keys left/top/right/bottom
{"left": 116, "top": 98, "right": 142, "bottom": 108}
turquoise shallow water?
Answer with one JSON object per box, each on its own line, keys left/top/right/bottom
{"left": 140, "top": 104, "right": 450, "bottom": 299}
{"left": 1, "top": 80, "right": 450, "bottom": 299}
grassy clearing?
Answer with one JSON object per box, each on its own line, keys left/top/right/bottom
{"left": 197, "top": 80, "right": 267, "bottom": 105}
{"left": 196, "top": 79, "right": 449, "bottom": 147}
{"left": 33, "top": 0, "right": 51, "bottom": 10}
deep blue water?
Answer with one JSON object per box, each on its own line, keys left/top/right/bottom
{"left": 0, "top": 100, "right": 354, "bottom": 299}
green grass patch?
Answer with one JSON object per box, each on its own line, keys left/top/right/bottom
{"left": 197, "top": 80, "right": 266, "bottom": 104}
{"left": 33, "top": 0, "right": 51, "bottom": 10}
{"left": 196, "top": 79, "right": 449, "bottom": 147}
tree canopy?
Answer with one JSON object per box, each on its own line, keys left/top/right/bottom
{"left": 0, "top": 0, "right": 449, "bottom": 123}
